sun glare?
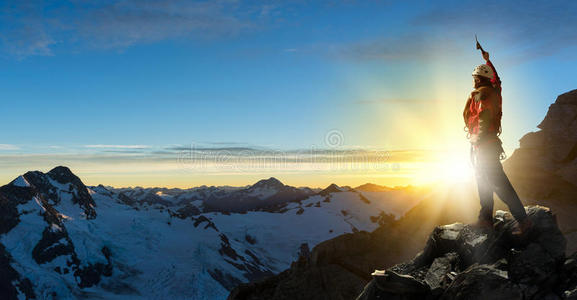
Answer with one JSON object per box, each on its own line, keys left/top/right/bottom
{"left": 440, "top": 154, "right": 474, "bottom": 183}
{"left": 412, "top": 150, "right": 474, "bottom": 185}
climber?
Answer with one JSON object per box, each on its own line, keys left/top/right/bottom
{"left": 463, "top": 48, "right": 532, "bottom": 235}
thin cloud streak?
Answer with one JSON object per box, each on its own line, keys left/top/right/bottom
{"left": 84, "top": 144, "right": 150, "bottom": 149}
{"left": 0, "top": 0, "right": 269, "bottom": 58}
{"left": 0, "top": 144, "right": 19, "bottom": 150}
{"left": 414, "top": 0, "right": 577, "bottom": 63}
{"left": 338, "top": 0, "right": 577, "bottom": 63}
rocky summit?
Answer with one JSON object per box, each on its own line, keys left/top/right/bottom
{"left": 355, "top": 206, "right": 577, "bottom": 300}
{"left": 504, "top": 89, "right": 577, "bottom": 253}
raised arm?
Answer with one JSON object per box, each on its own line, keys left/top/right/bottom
{"left": 482, "top": 52, "right": 501, "bottom": 91}
{"left": 486, "top": 60, "right": 501, "bottom": 88}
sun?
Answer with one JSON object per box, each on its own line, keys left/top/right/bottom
{"left": 412, "top": 149, "right": 475, "bottom": 185}
{"left": 440, "top": 154, "right": 475, "bottom": 183}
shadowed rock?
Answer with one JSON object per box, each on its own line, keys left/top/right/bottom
{"left": 355, "top": 206, "right": 576, "bottom": 300}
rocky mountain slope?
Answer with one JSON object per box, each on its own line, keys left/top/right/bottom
{"left": 231, "top": 206, "right": 577, "bottom": 300}
{"left": 0, "top": 167, "right": 426, "bottom": 299}
{"left": 504, "top": 89, "right": 577, "bottom": 253}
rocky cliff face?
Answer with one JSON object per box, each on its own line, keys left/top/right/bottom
{"left": 504, "top": 89, "right": 577, "bottom": 253}
{"left": 504, "top": 89, "right": 577, "bottom": 189}
{"left": 506, "top": 89, "right": 577, "bottom": 186}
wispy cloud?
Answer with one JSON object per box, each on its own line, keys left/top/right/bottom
{"left": 0, "top": 0, "right": 275, "bottom": 58}
{"left": 168, "top": 145, "right": 430, "bottom": 163}
{"left": 0, "top": 144, "right": 19, "bottom": 151}
{"left": 414, "top": 1, "right": 577, "bottom": 63}
{"left": 339, "top": 33, "right": 463, "bottom": 62}
{"left": 77, "top": 0, "right": 253, "bottom": 50}
{"left": 167, "top": 146, "right": 262, "bottom": 152}
{"left": 84, "top": 144, "right": 150, "bottom": 149}
{"left": 339, "top": 0, "right": 577, "bottom": 63}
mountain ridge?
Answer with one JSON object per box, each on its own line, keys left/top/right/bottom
{"left": 0, "top": 166, "right": 425, "bottom": 299}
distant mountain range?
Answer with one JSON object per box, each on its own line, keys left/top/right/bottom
{"left": 0, "top": 166, "right": 427, "bottom": 299}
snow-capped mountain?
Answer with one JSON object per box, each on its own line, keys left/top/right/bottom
{"left": 0, "top": 166, "right": 426, "bottom": 299}
{"left": 106, "top": 177, "right": 316, "bottom": 214}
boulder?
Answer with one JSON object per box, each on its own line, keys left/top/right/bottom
{"left": 356, "top": 206, "right": 570, "bottom": 300}
{"left": 441, "top": 263, "right": 522, "bottom": 300}
{"left": 508, "top": 243, "right": 556, "bottom": 285}
{"left": 424, "top": 252, "right": 459, "bottom": 295}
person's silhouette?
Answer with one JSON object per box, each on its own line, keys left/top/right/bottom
{"left": 463, "top": 51, "right": 532, "bottom": 235}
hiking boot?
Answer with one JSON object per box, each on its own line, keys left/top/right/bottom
{"left": 512, "top": 218, "right": 533, "bottom": 236}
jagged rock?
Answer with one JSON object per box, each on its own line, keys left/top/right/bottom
{"left": 425, "top": 252, "right": 459, "bottom": 295}
{"left": 48, "top": 166, "right": 97, "bottom": 219}
{"left": 117, "top": 192, "right": 136, "bottom": 206}
{"left": 192, "top": 215, "right": 217, "bottom": 230}
{"left": 355, "top": 206, "right": 570, "bottom": 300}
{"left": 32, "top": 226, "right": 75, "bottom": 264}
{"left": 356, "top": 277, "right": 430, "bottom": 300}
{"left": 504, "top": 90, "right": 577, "bottom": 254}
{"left": 219, "top": 234, "right": 241, "bottom": 261}
{"left": 0, "top": 244, "right": 35, "bottom": 300}
{"left": 295, "top": 243, "right": 311, "bottom": 268}
{"left": 509, "top": 243, "right": 556, "bottom": 285}
{"left": 374, "top": 270, "right": 429, "bottom": 294}
{"left": 560, "top": 252, "right": 577, "bottom": 299}
{"left": 440, "top": 263, "right": 523, "bottom": 300}
{"left": 174, "top": 203, "right": 201, "bottom": 218}
{"left": 535, "top": 89, "right": 577, "bottom": 164}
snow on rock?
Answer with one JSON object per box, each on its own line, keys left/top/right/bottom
{"left": 10, "top": 176, "right": 30, "bottom": 188}
{"left": 0, "top": 168, "right": 425, "bottom": 300}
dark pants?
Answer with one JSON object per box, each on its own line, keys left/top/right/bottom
{"left": 473, "top": 141, "right": 527, "bottom": 222}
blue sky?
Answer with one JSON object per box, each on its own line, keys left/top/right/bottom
{"left": 0, "top": 0, "right": 576, "bottom": 187}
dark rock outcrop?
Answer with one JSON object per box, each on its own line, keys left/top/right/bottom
{"left": 170, "top": 203, "right": 201, "bottom": 219}
{"left": 0, "top": 244, "right": 35, "bottom": 300}
{"left": 504, "top": 89, "right": 577, "bottom": 253}
{"left": 356, "top": 206, "right": 576, "bottom": 300}
{"left": 318, "top": 183, "right": 346, "bottom": 196}
{"left": 228, "top": 221, "right": 412, "bottom": 300}
{"left": 47, "top": 166, "right": 97, "bottom": 219}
